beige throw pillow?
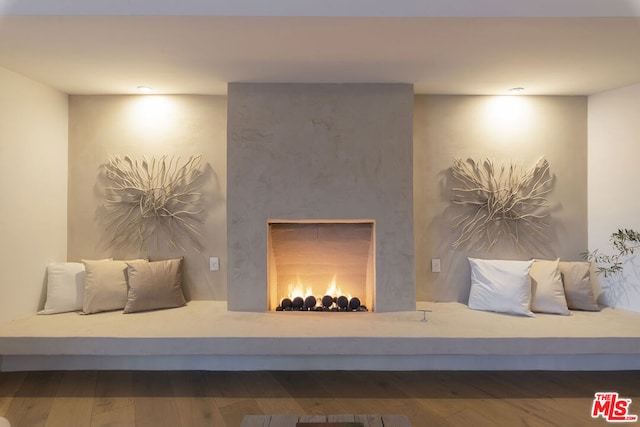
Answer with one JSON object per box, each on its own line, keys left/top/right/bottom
{"left": 559, "top": 261, "right": 600, "bottom": 311}
{"left": 530, "top": 259, "right": 570, "bottom": 315}
{"left": 82, "top": 259, "right": 145, "bottom": 314}
{"left": 124, "top": 258, "right": 186, "bottom": 314}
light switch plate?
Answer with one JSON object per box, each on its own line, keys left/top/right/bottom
{"left": 431, "top": 258, "right": 441, "bottom": 273}
{"left": 209, "top": 256, "right": 219, "bottom": 271}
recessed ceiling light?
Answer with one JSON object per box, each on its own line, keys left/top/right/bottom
{"left": 137, "top": 85, "right": 153, "bottom": 93}
{"left": 508, "top": 87, "right": 525, "bottom": 94}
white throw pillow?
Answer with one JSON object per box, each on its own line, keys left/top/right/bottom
{"left": 38, "top": 262, "right": 85, "bottom": 315}
{"left": 530, "top": 259, "right": 570, "bottom": 315}
{"left": 468, "top": 258, "right": 535, "bottom": 317}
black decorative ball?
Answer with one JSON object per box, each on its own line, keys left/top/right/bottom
{"left": 337, "top": 295, "right": 349, "bottom": 309}
{"left": 281, "top": 298, "right": 293, "bottom": 309}
{"left": 292, "top": 296, "right": 304, "bottom": 309}
{"left": 349, "top": 297, "right": 361, "bottom": 310}
{"left": 322, "top": 295, "right": 334, "bottom": 308}
{"left": 304, "top": 295, "right": 317, "bottom": 309}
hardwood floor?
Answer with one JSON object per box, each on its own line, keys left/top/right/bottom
{"left": 0, "top": 370, "right": 638, "bottom": 426}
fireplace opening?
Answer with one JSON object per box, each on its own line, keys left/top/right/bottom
{"left": 267, "top": 220, "right": 375, "bottom": 312}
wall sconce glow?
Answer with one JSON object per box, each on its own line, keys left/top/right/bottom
{"left": 137, "top": 85, "right": 153, "bottom": 94}
{"left": 508, "top": 87, "right": 525, "bottom": 94}
{"left": 482, "top": 96, "right": 532, "bottom": 139}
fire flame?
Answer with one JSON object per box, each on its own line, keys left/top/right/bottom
{"left": 284, "top": 274, "right": 352, "bottom": 301}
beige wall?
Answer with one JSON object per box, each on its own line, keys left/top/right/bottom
{"left": 68, "top": 95, "right": 227, "bottom": 300}
{"left": 0, "top": 67, "right": 68, "bottom": 323}
{"left": 0, "top": 86, "right": 593, "bottom": 322}
{"left": 588, "top": 83, "right": 640, "bottom": 312}
{"left": 414, "top": 95, "right": 588, "bottom": 302}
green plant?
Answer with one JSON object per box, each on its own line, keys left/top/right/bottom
{"left": 582, "top": 229, "right": 640, "bottom": 276}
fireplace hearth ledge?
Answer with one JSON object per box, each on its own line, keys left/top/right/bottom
{"left": 1, "top": 300, "right": 640, "bottom": 371}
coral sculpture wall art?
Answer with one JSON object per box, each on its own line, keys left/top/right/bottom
{"left": 101, "top": 155, "right": 205, "bottom": 251}
{"left": 449, "top": 157, "right": 552, "bottom": 250}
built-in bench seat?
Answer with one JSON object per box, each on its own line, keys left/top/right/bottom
{"left": 1, "top": 301, "right": 639, "bottom": 371}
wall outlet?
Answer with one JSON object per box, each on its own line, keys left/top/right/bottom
{"left": 431, "top": 258, "right": 441, "bottom": 273}
{"left": 209, "top": 256, "right": 219, "bottom": 271}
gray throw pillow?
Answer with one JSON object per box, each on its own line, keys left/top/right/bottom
{"left": 559, "top": 261, "right": 600, "bottom": 311}
{"left": 124, "top": 258, "right": 186, "bottom": 313}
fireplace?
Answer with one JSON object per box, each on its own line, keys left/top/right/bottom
{"left": 267, "top": 220, "right": 375, "bottom": 311}
{"left": 227, "top": 83, "right": 415, "bottom": 313}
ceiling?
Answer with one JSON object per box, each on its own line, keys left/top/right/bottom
{"left": 1, "top": 0, "right": 639, "bottom": 96}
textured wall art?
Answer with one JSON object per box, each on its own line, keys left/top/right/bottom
{"left": 449, "top": 157, "right": 552, "bottom": 250}
{"left": 101, "top": 155, "right": 205, "bottom": 251}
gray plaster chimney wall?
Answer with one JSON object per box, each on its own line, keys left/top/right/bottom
{"left": 227, "top": 83, "right": 415, "bottom": 312}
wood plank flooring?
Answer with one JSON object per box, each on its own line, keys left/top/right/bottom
{"left": 241, "top": 413, "right": 410, "bottom": 427}
{"left": 0, "top": 370, "right": 638, "bottom": 427}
